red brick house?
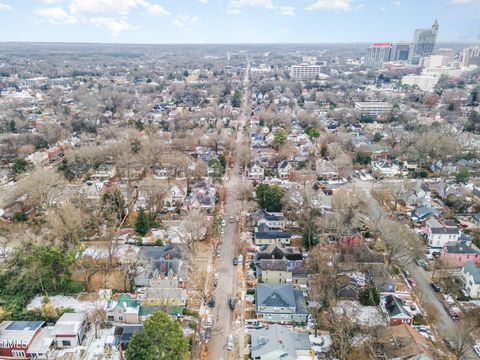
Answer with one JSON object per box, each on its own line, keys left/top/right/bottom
{"left": 0, "top": 321, "right": 43, "bottom": 358}
{"left": 384, "top": 295, "right": 413, "bottom": 326}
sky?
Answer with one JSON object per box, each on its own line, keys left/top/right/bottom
{"left": 0, "top": 0, "right": 479, "bottom": 44}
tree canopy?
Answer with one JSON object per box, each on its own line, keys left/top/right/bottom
{"left": 255, "top": 183, "right": 284, "bottom": 212}
{"left": 125, "top": 311, "right": 189, "bottom": 360}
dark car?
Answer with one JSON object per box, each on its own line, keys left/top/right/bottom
{"left": 229, "top": 298, "right": 236, "bottom": 310}
{"left": 208, "top": 296, "right": 216, "bottom": 307}
{"left": 204, "top": 327, "right": 211, "bottom": 342}
{"left": 430, "top": 282, "right": 441, "bottom": 293}
{"left": 232, "top": 257, "right": 239, "bottom": 266}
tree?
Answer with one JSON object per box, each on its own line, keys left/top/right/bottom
{"left": 273, "top": 128, "right": 287, "bottom": 146}
{"left": 231, "top": 89, "right": 241, "bottom": 108}
{"left": 135, "top": 208, "right": 151, "bottom": 236}
{"left": 255, "top": 184, "right": 284, "bottom": 212}
{"left": 102, "top": 186, "right": 126, "bottom": 222}
{"left": 455, "top": 167, "right": 470, "bottom": 184}
{"left": 359, "top": 287, "right": 379, "bottom": 306}
{"left": 125, "top": 311, "right": 188, "bottom": 360}
{"left": 306, "top": 127, "right": 320, "bottom": 139}
{"left": 373, "top": 132, "right": 383, "bottom": 142}
{"left": 320, "top": 143, "right": 328, "bottom": 158}
{"left": 12, "top": 158, "right": 33, "bottom": 175}
{"left": 355, "top": 152, "right": 371, "bottom": 165}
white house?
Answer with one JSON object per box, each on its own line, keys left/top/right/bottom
{"left": 427, "top": 227, "right": 460, "bottom": 249}
{"left": 461, "top": 261, "right": 480, "bottom": 299}
{"left": 52, "top": 313, "right": 87, "bottom": 348}
{"left": 248, "top": 162, "right": 265, "bottom": 181}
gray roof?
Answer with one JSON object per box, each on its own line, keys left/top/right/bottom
{"left": 463, "top": 261, "right": 480, "bottom": 284}
{"left": 251, "top": 324, "right": 311, "bottom": 359}
{"left": 445, "top": 243, "right": 479, "bottom": 255}
{"left": 255, "top": 224, "right": 292, "bottom": 239}
{"left": 385, "top": 295, "right": 411, "bottom": 319}
{"left": 431, "top": 227, "right": 459, "bottom": 235}
{"left": 257, "top": 284, "right": 295, "bottom": 308}
{"left": 259, "top": 259, "right": 288, "bottom": 271}
{"left": 256, "top": 284, "right": 308, "bottom": 314}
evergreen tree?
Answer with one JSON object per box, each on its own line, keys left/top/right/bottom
{"left": 125, "top": 311, "right": 188, "bottom": 360}
{"left": 135, "top": 207, "right": 150, "bottom": 236}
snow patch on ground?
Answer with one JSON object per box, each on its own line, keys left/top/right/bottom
{"left": 334, "top": 300, "right": 387, "bottom": 327}
{"left": 28, "top": 295, "right": 105, "bottom": 312}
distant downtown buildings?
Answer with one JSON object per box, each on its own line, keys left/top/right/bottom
{"left": 364, "top": 20, "right": 439, "bottom": 69}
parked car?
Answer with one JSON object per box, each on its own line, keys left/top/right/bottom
{"left": 229, "top": 216, "right": 235, "bottom": 223}
{"left": 473, "top": 343, "right": 480, "bottom": 358}
{"left": 236, "top": 215, "right": 240, "bottom": 222}
{"left": 229, "top": 298, "right": 236, "bottom": 310}
{"left": 232, "top": 257, "right": 239, "bottom": 266}
{"left": 444, "top": 337, "right": 456, "bottom": 351}
{"left": 204, "top": 327, "right": 211, "bottom": 342}
{"left": 208, "top": 296, "right": 216, "bottom": 307}
{"left": 431, "top": 282, "right": 441, "bottom": 293}
{"left": 227, "top": 334, "right": 234, "bottom": 351}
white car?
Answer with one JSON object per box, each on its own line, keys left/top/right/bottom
{"left": 227, "top": 334, "right": 234, "bottom": 351}
{"left": 473, "top": 344, "right": 480, "bottom": 357}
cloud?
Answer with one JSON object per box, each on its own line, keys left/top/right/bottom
{"left": 227, "top": 0, "right": 274, "bottom": 13}
{"left": 198, "top": 0, "right": 208, "bottom": 3}
{"left": 33, "top": 6, "right": 77, "bottom": 24}
{"left": 172, "top": 14, "right": 199, "bottom": 28}
{"left": 38, "top": 0, "right": 67, "bottom": 4}
{"left": 278, "top": 6, "right": 295, "bottom": 16}
{"left": 90, "top": 16, "right": 133, "bottom": 37}
{"left": 449, "top": 0, "right": 480, "bottom": 4}
{"left": 145, "top": 4, "right": 170, "bottom": 16}
{"left": 0, "top": 2, "right": 12, "bottom": 11}
{"left": 32, "top": 0, "right": 170, "bottom": 37}
{"left": 306, "top": 0, "right": 352, "bottom": 11}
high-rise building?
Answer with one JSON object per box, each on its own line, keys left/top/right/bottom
{"left": 364, "top": 43, "right": 392, "bottom": 69}
{"left": 408, "top": 20, "right": 439, "bottom": 65}
{"left": 389, "top": 42, "right": 410, "bottom": 61}
{"left": 460, "top": 46, "right": 480, "bottom": 67}
{"left": 290, "top": 64, "right": 323, "bottom": 80}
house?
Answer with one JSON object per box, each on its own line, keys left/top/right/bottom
{"left": 26, "top": 326, "right": 55, "bottom": 359}
{"left": 252, "top": 209, "right": 285, "bottom": 230}
{"left": 254, "top": 223, "right": 292, "bottom": 246}
{"left": 410, "top": 206, "right": 440, "bottom": 223}
{"left": 255, "top": 284, "right": 308, "bottom": 323}
{"left": 134, "top": 245, "right": 184, "bottom": 287}
{"left": 248, "top": 162, "right": 265, "bottom": 181}
{"left": 112, "top": 325, "right": 143, "bottom": 351}
{"left": 376, "top": 324, "right": 435, "bottom": 360}
{"left": 0, "top": 321, "right": 43, "bottom": 359}
{"left": 142, "top": 287, "right": 187, "bottom": 316}
{"left": 258, "top": 259, "right": 306, "bottom": 285}
{"left": 315, "top": 159, "right": 338, "bottom": 179}
{"left": 461, "top": 261, "right": 480, "bottom": 298}
{"left": 250, "top": 324, "right": 313, "bottom": 360}
{"left": 426, "top": 227, "right": 460, "bottom": 250}
{"left": 51, "top": 313, "right": 87, "bottom": 348}
{"left": 383, "top": 295, "right": 413, "bottom": 326}
{"left": 372, "top": 160, "right": 406, "bottom": 178}
{"left": 256, "top": 243, "right": 303, "bottom": 262}
{"left": 91, "top": 163, "right": 116, "bottom": 181}
{"left": 440, "top": 243, "right": 480, "bottom": 267}
{"left": 277, "top": 160, "right": 292, "bottom": 179}
{"left": 106, "top": 294, "right": 141, "bottom": 324}
{"left": 163, "top": 184, "right": 186, "bottom": 210}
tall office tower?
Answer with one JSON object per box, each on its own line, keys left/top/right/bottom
{"left": 460, "top": 46, "right": 480, "bottom": 67}
{"left": 389, "top": 42, "right": 410, "bottom": 61}
{"left": 408, "top": 20, "right": 439, "bottom": 65}
{"left": 364, "top": 43, "right": 392, "bottom": 69}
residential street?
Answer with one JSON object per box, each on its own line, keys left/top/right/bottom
{"left": 355, "top": 179, "right": 477, "bottom": 359}
{"left": 207, "top": 61, "right": 250, "bottom": 360}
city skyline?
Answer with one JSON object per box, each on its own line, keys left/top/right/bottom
{"left": 0, "top": 0, "right": 479, "bottom": 44}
